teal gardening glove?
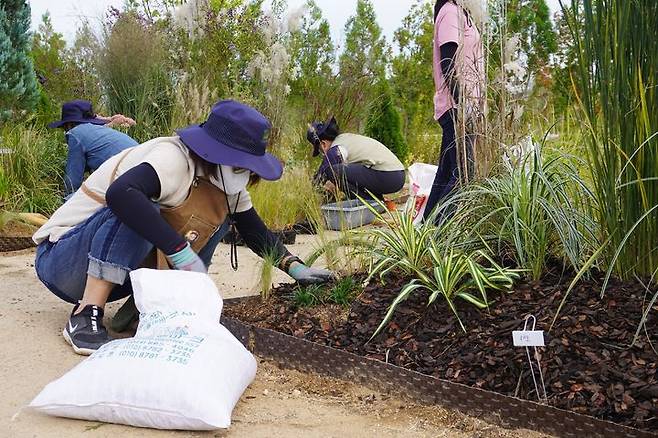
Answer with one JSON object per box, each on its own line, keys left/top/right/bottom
{"left": 166, "top": 242, "right": 207, "bottom": 273}
{"left": 288, "top": 261, "right": 336, "bottom": 285}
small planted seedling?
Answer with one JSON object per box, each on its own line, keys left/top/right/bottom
{"left": 289, "top": 276, "right": 361, "bottom": 308}
{"left": 256, "top": 250, "right": 280, "bottom": 300}
{"left": 291, "top": 284, "right": 323, "bottom": 308}
{"left": 328, "top": 276, "right": 361, "bottom": 306}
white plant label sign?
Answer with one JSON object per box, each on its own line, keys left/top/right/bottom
{"left": 512, "top": 330, "right": 545, "bottom": 347}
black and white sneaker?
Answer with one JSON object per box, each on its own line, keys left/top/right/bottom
{"left": 62, "top": 304, "right": 111, "bottom": 355}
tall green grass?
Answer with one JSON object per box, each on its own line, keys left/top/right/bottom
{"left": 250, "top": 162, "right": 320, "bottom": 230}
{"left": 565, "top": 0, "right": 658, "bottom": 280}
{"left": 0, "top": 123, "right": 65, "bottom": 214}
{"left": 99, "top": 13, "right": 174, "bottom": 142}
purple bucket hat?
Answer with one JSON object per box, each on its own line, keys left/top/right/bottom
{"left": 176, "top": 100, "right": 283, "bottom": 181}
{"left": 48, "top": 100, "right": 109, "bottom": 129}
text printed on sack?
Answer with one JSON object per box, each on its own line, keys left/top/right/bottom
{"left": 88, "top": 334, "right": 206, "bottom": 366}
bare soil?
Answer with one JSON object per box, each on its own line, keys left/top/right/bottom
{"left": 1, "top": 236, "right": 548, "bottom": 437}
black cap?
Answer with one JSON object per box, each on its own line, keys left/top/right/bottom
{"left": 306, "top": 116, "right": 339, "bottom": 156}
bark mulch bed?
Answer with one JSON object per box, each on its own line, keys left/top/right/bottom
{"left": 224, "top": 269, "right": 658, "bottom": 433}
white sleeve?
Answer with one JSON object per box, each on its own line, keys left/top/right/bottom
{"left": 229, "top": 188, "right": 253, "bottom": 213}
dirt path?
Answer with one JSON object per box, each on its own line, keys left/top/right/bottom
{"left": 0, "top": 239, "right": 549, "bottom": 438}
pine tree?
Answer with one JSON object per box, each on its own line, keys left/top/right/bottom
{"left": 31, "top": 13, "right": 69, "bottom": 121}
{"left": 287, "top": 0, "right": 336, "bottom": 117}
{"left": 0, "top": 0, "right": 39, "bottom": 120}
{"left": 339, "top": 0, "right": 387, "bottom": 80}
{"left": 390, "top": 2, "right": 435, "bottom": 148}
{"left": 365, "top": 81, "right": 408, "bottom": 163}
{"left": 337, "top": 0, "right": 389, "bottom": 130}
{"left": 507, "top": 0, "right": 558, "bottom": 73}
{"left": 551, "top": 1, "right": 582, "bottom": 113}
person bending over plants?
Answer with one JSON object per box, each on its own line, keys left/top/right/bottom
{"left": 48, "top": 99, "right": 138, "bottom": 197}
{"left": 34, "top": 100, "right": 335, "bottom": 355}
{"left": 424, "top": 0, "right": 484, "bottom": 223}
{"left": 306, "top": 116, "right": 405, "bottom": 201}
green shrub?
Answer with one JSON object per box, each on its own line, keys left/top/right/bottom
{"left": 364, "top": 81, "right": 408, "bottom": 162}
{"left": 405, "top": 109, "right": 441, "bottom": 164}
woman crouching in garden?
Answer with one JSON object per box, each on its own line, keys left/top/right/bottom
{"left": 33, "top": 100, "right": 335, "bottom": 355}
{"left": 307, "top": 116, "right": 406, "bottom": 201}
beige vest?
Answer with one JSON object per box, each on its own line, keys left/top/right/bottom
{"left": 333, "top": 133, "right": 405, "bottom": 172}
{"left": 82, "top": 150, "right": 229, "bottom": 269}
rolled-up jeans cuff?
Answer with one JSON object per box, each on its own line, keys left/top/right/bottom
{"left": 87, "top": 255, "right": 130, "bottom": 285}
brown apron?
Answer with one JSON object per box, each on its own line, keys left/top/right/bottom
{"left": 81, "top": 149, "right": 229, "bottom": 269}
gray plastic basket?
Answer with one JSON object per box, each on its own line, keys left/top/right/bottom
{"left": 320, "top": 199, "right": 386, "bottom": 230}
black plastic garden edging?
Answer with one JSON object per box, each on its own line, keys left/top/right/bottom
{"left": 220, "top": 312, "right": 656, "bottom": 438}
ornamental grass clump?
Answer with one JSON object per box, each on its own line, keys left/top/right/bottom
{"left": 290, "top": 284, "right": 323, "bottom": 308}
{"left": 99, "top": 11, "right": 174, "bottom": 142}
{"left": 548, "top": 0, "right": 658, "bottom": 340}
{"left": 255, "top": 250, "right": 279, "bottom": 300}
{"left": 363, "top": 204, "right": 437, "bottom": 280}
{"left": 328, "top": 276, "right": 362, "bottom": 306}
{"left": 350, "top": 198, "right": 518, "bottom": 335}
{"left": 249, "top": 162, "right": 319, "bottom": 231}
{"left": 451, "top": 142, "right": 598, "bottom": 280}
{"left": 289, "top": 276, "right": 361, "bottom": 308}
{"left": 0, "top": 123, "right": 65, "bottom": 214}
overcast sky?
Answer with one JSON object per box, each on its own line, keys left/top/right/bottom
{"left": 29, "top": 0, "right": 563, "bottom": 47}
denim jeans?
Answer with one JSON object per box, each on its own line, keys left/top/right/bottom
{"left": 198, "top": 220, "right": 230, "bottom": 266}
{"left": 35, "top": 207, "right": 230, "bottom": 304}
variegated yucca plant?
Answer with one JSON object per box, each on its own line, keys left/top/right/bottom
{"left": 357, "top": 198, "right": 520, "bottom": 337}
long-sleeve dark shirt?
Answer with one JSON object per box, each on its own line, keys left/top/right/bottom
{"left": 440, "top": 42, "right": 459, "bottom": 104}
{"left": 313, "top": 146, "right": 344, "bottom": 185}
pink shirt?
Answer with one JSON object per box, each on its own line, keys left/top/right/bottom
{"left": 433, "top": 3, "right": 484, "bottom": 120}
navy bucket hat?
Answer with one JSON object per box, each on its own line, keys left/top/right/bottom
{"left": 176, "top": 100, "right": 283, "bottom": 181}
{"left": 306, "top": 116, "right": 339, "bottom": 157}
{"left": 48, "top": 100, "right": 109, "bottom": 129}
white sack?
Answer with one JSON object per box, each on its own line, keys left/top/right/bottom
{"left": 30, "top": 269, "right": 256, "bottom": 430}
{"left": 405, "top": 163, "right": 438, "bottom": 225}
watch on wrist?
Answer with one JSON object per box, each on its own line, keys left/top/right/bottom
{"left": 279, "top": 255, "right": 303, "bottom": 272}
